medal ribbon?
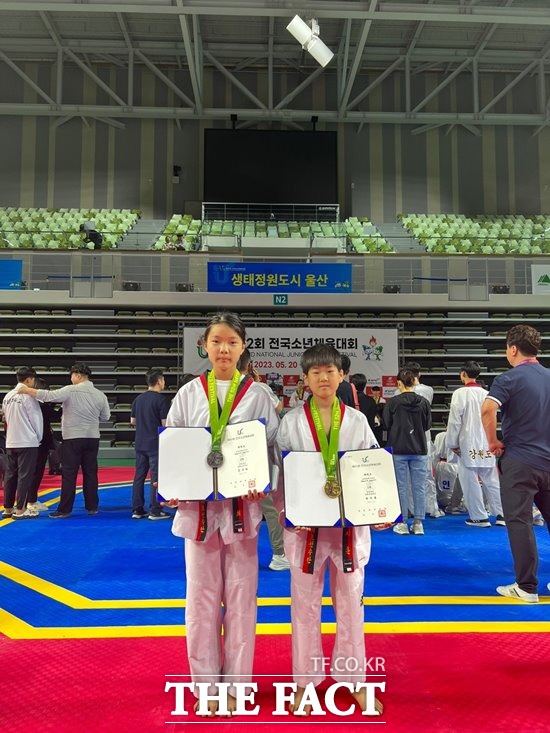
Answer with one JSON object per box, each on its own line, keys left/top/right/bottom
{"left": 207, "top": 369, "right": 241, "bottom": 452}
{"left": 302, "top": 399, "right": 354, "bottom": 574}
{"left": 309, "top": 397, "right": 341, "bottom": 483}
{"left": 195, "top": 373, "right": 254, "bottom": 540}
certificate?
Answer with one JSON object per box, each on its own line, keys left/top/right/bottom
{"left": 158, "top": 419, "right": 271, "bottom": 501}
{"left": 283, "top": 447, "right": 400, "bottom": 527}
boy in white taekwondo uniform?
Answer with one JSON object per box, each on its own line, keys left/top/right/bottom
{"left": 446, "top": 361, "right": 504, "bottom": 527}
{"left": 165, "top": 313, "right": 279, "bottom": 717}
{"left": 276, "top": 343, "right": 386, "bottom": 716}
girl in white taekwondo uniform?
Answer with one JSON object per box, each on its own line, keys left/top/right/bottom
{"left": 276, "top": 344, "right": 387, "bottom": 716}
{"left": 166, "top": 312, "right": 278, "bottom": 717}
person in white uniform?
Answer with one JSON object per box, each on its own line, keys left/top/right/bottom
{"left": 276, "top": 343, "right": 386, "bottom": 716}
{"left": 165, "top": 312, "right": 279, "bottom": 716}
{"left": 446, "top": 361, "right": 505, "bottom": 528}
{"left": 236, "top": 348, "right": 289, "bottom": 571}
{"left": 406, "top": 361, "right": 443, "bottom": 518}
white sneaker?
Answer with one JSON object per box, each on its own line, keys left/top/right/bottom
{"left": 269, "top": 554, "right": 290, "bottom": 571}
{"left": 533, "top": 509, "right": 544, "bottom": 526}
{"left": 429, "top": 509, "right": 445, "bottom": 518}
{"left": 27, "top": 501, "right": 49, "bottom": 513}
{"left": 496, "top": 583, "right": 538, "bottom": 603}
{"left": 446, "top": 504, "right": 467, "bottom": 515}
{"left": 393, "top": 522, "right": 409, "bottom": 535}
{"left": 13, "top": 507, "right": 39, "bottom": 519}
{"left": 411, "top": 520, "right": 424, "bottom": 535}
{"left": 465, "top": 518, "right": 491, "bottom": 528}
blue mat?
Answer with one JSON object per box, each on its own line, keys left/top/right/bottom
{"left": 1, "top": 483, "right": 549, "bottom": 632}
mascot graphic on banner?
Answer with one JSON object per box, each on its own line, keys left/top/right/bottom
{"left": 362, "top": 336, "right": 384, "bottom": 361}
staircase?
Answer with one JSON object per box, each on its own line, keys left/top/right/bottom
{"left": 119, "top": 219, "right": 167, "bottom": 249}
{"left": 377, "top": 222, "right": 425, "bottom": 253}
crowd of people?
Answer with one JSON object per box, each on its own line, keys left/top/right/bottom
{"left": 2, "top": 315, "right": 549, "bottom": 716}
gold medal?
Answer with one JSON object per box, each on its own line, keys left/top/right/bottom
{"left": 324, "top": 479, "right": 342, "bottom": 498}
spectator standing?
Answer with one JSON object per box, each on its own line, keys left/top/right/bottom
{"left": 335, "top": 354, "right": 357, "bottom": 408}
{"left": 26, "top": 377, "right": 61, "bottom": 513}
{"left": 406, "top": 361, "right": 443, "bottom": 518}
{"left": 2, "top": 367, "right": 43, "bottom": 519}
{"left": 20, "top": 362, "right": 110, "bottom": 518}
{"left": 131, "top": 368, "right": 171, "bottom": 520}
{"left": 237, "top": 349, "right": 289, "bottom": 571}
{"left": 383, "top": 368, "right": 432, "bottom": 536}
{"left": 370, "top": 385, "right": 386, "bottom": 446}
{"left": 481, "top": 325, "right": 550, "bottom": 603}
{"left": 446, "top": 361, "right": 504, "bottom": 528}
{"left": 350, "top": 373, "right": 378, "bottom": 433}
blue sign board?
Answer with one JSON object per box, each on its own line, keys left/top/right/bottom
{"left": 208, "top": 262, "right": 352, "bottom": 294}
{"left": 0, "top": 260, "right": 23, "bottom": 290}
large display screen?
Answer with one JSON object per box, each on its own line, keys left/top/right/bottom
{"left": 204, "top": 129, "right": 337, "bottom": 203}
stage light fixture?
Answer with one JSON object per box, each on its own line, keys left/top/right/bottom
{"left": 286, "top": 15, "right": 334, "bottom": 68}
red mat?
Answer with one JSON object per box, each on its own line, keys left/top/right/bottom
{"left": 2, "top": 632, "right": 549, "bottom": 733}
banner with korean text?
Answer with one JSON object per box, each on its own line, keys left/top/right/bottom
{"left": 183, "top": 327, "right": 399, "bottom": 408}
{"left": 207, "top": 262, "right": 352, "bottom": 293}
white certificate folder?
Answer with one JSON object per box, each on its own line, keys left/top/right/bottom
{"left": 283, "top": 448, "right": 400, "bottom": 527}
{"left": 158, "top": 419, "right": 271, "bottom": 501}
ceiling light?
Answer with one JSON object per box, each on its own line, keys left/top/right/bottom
{"left": 286, "top": 15, "right": 334, "bottom": 68}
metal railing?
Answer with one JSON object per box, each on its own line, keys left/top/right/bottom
{"left": 1, "top": 251, "right": 549, "bottom": 297}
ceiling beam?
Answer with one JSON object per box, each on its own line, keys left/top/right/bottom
{"left": 204, "top": 50, "right": 266, "bottom": 110}
{"left": 1, "top": 101, "right": 548, "bottom": 128}
{"left": 267, "top": 16, "right": 274, "bottom": 111}
{"left": 274, "top": 65, "right": 326, "bottom": 111}
{"left": 0, "top": 2, "right": 548, "bottom": 26}
{"left": 134, "top": 50, "right": 194, "bottom": 108}
{"left": 339, "top": 0, "right": 379, "bottom": 112}
{"left": 480, "top": 59, "right": 537, "bottom": 113}
{"left": 0, "top": 50, "right": 55, "bottom": 104}
{"left": 175, "top": 0, "right": 202, "bottom": 113}
{"left": 412, "top": 58, "right": 471, "bottom": 113}
{"left": 346, "top": 56, "right": 403, "bottom": 111}
{"left": 64, "top": 48, "right": 127, "bottom": 106}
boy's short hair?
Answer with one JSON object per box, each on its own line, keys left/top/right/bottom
{"left": 350, "top": 372, "right": 367, "bottom": 392}
{"left": 404, "top": 361, "right": 421, "bottom": 378}
{"left": 372, "top": 385, "right": 381, "bottom": 393}
{"left": 340, "top": 354, "right": 351, "bottom": 375}
{"left": 16, "top": 366, "right": 37, "bottom": 383}
{"left": 237, "top": 347, "right": 252, "bottom": 373}
{"left": 460, "top": 360, "right": 481, "bottom": 379}
{"left": 506, "top": 324, "right": 541, "bottom": 357}
{"left": 146, "top": 368, "right": 164, "bottom": 387}
{"left": 301, "top": 343, "right": 342, "bottom": 374}
{"left": 397, "top": 368, "right": 415, "bottom": 388}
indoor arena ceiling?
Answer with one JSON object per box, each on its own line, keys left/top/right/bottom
{"left": 1, "top": 0, "right": 550, "bottom": 129}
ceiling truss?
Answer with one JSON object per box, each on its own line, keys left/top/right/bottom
{"left": 0, "top": 0, "right": 549, "bottom": 132}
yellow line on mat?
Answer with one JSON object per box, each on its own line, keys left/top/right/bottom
{"left": 1, "top": 609, "right": 549, "bottom": 640}
{"left": 2, "top": 562, "right": 549, "bottom": 610}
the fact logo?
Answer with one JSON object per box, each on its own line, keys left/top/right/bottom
{"left": 165, "top": 681, "right": 385, "bottom": 717}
